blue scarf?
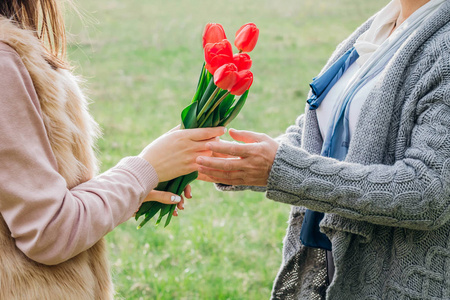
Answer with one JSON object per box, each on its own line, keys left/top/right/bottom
{"left": 300, "top": 47, "right": 359, "bottom": 250}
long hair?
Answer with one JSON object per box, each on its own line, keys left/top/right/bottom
{"left": 0, "top": 0, "right": 69, "bottom": 69}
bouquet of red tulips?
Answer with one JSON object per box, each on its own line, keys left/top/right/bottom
{"left": 135, "top": 22, "right": 259, "bottom": 228}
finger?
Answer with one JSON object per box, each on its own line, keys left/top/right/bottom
{"left": 177, "top": 197, "right": 185, "bottom": 210}
{"left": 143, "top": 190, "right": 182, "bottom": 205}
{"left": 229, "top": 128, "right": 266, "bottom": 143}
{"left": 186, "top": 127, "right": 227, "bottom": 141}
{"left": 173, "top": 207, "right": 179, "bottom": 217}
{"left": 184, "top": 184, "right": 192, "bottom": 199}
{"left": 212, "top": 151, "right": 237, "bottom": 159}
{"left": 196, "top": 156, "right": 242, "bottom": 171}
{"left": 196, "top": 172, "right": 217, "bottom": 182}
{"left": 195, "top": 150, "right": 213, "bottom": 157}
{"left": 197, "top": 165, "right": 244, "bottom": 180}
{"left": 205, "top": 140, "right": 253, "bottom": 157}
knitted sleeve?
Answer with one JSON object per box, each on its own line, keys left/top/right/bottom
{"left": 215, "top": 114, "right": 305, "bottom": 192}
{"left": 267, "top": 54, "right": 450, "bottom": 231}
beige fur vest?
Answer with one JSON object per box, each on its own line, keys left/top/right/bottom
{"left": 0, "top": 17, "right": 113, "bottom": 299}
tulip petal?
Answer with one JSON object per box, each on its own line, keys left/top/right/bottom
{"left": 204, "top": 39, "right": 234, "bottom": 74}
{"left": 206, "top": 54, "right": 234, "bottom": 74}
{"left": 230, "top": 70, "right": 253, "bottom": 96}
{"left": 203, "top": 23, "right": 227, "bottom": 49}
{"left": 214, "top": 63, "right": 238, "bottom": 91}
{"left": 234, "top": 23, "right": 259, "bottom": 53}
{"left": 233, "top": 53, "right": 252, "bottom": 71}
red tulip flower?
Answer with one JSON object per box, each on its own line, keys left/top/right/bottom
{"left": 230, "top": 70, "right": 253, "bottom": 96}
{"left": 202, "top": 23, "right": 227, "bottom": 49}
{"left": 214, "top": 63, "right": 238, "bottom": 91}
{"left": 235, "top": 23, "right": 259, "bottom": 53}
{"left": 204, "top": 39, "right": 234, "bottom": 74}
{"left": 232, "top": 53, "right": 252, "bottom": 71}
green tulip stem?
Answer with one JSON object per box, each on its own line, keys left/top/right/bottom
{"left": 197, "top": 87, "right": 220, "bottom": 121}
{"left": 198, "top": 91, "right": 230, "bottom": 128}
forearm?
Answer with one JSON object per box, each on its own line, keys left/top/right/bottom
{"left": 266, "top": 139, "right": 449, "bottom": 230}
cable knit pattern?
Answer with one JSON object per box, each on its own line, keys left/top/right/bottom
{"left": 266, "top": 2, "right": 450, "bottom": 299}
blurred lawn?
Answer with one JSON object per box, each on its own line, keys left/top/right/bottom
{"left": 66, "top": 0, "right": 387, "bottom": 299}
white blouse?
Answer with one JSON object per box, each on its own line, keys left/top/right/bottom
{"left": 316, "top": 0, "right": 399, "bottom": 140}
{"left": 315, "top": 0, "right": 444, "bottom": 141}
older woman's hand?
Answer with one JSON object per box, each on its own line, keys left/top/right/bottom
{"left": 196, "top": 129, "right": 279, "bottom": 186}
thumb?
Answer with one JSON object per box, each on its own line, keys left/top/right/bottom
{"left": 229, "top": 128, "right": 265, "bottom": 143}
{"left": 143, "top": 190, "right": 182, "bottom": 205}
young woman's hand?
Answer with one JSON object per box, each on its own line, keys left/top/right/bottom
{"left": 139, "top": 127, "right": 226, "bottom": 182}
{"left": 141, "top": 184, "right": 192, "bottom": 216}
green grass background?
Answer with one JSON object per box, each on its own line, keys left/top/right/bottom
{"left": 66, "top": 0, "right": 387, "bottom": 299}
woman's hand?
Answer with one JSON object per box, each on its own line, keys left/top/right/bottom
{"left": 196, "top": 129, "right": 279, "bottom": 186}
{"left": 141, "top": 184, "right": 192, "bottom": 216}
{"left": 139, "top": 127, "right": 226, "bottom": 182}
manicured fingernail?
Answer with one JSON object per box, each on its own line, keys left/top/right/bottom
{"left": 197, "top": 157, "right": 204, "bottom": 163}
{"left": 182, "top": 203, "right": 185, "bottom": 209}
{"left": 189, "top": 191, "right": 192, "bottom": 198}
{"left": 224, "top": 128, "right": 228, "bottom": 133}
{"left": 171, "top": 195, "right": 181, "bottom": 203}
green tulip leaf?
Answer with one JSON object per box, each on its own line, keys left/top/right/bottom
{"left": 156, "top": 204, "right": 172, "bottom": 226}
{"left": 192, "top": 63, "right": 206, "bottom": 103}
{"left": 213, "top": 107, "right": 221, "bottom": 127}
{"left": 219, "top": 90, "right": 249, "bottom": 126}
{"left": 164, "top": 176, "right": 183, "bottom": 195}
{"left": 206, "top": 70, "right": 212, "bottom": 82}
{"left": 137, "top": 202, "right": 162, "bottom": 229}
{"left": 178, "top": 171, "right": 198, "bottom": 194}
{"left": 155, "top": 180, "right": 169, "bottom": 192}
{"left": 135, "top": 201, "right": 154, "bottom": 220}
{"left": 202, "top": 113, "right": 213, "bottom": 128}
{"left": 181, "top": 102, "right": 198, "bottom": 129}
{"left": 219, "top": 94, "right": 235, "bottom": 119}
{"left": 164, "top": 205, "right": 177, "bottom": 227}
{"left": 198, "top": 79, "right": 217, "bottom": 113}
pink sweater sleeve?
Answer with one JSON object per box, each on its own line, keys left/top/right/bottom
{"left": 0, "top": 46, "right": 159, "bottom": 265}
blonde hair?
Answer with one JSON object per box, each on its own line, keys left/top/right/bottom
{"left": 0, "top": 0, "right": 70, "bottom": 69}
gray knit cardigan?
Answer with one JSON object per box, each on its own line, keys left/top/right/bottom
{"left": 219, "top": 2, "right": 450, "bottom": 299}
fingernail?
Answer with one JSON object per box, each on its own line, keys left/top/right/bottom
{"left": 182, "top": 203, "right": 185, "bottom": 209}
{"left": 197, "top": 156, "right": 204, "bottom": 163}
{"left": 171, "top": 195, "right": 181, "bottom": 203}
{"left": 189, "top": 191, "right": 192, "bottom": 198}
{"left": 223, "top": 128, "right": 228, "bottom": 133}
